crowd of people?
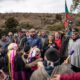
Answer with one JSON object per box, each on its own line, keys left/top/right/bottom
{"left": 0, "top": 28, "right": 80, "bottom": 80}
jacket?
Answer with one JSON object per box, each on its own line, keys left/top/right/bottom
{"left": 60, "top": 72, "right": 80, "bottom": 80}
{"left": 27, "top": 36, "right": 42, "bottom": 49}
{"left": 30, "top": 68, "right": 50, "bottom": 80}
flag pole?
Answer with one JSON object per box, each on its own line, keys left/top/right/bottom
{"left": 65, "top": 0, "right": 73, "bottom": 36}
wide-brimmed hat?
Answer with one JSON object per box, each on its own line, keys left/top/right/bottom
{"left": 45, "top": 48, "right": 60, "bottom": 64}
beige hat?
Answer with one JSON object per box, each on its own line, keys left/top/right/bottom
{"left": 8, "top": 32, "right": 13, "bottom": 36}
{"left": 29, "top": 28, "right": 35, "bottom": 32}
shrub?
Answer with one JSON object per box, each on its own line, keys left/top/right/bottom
{"left": 47, "top": 22, "right": 64, "bottom": 31}
{"left": 19, "top": 22, "right": 33, "bottom": 29}
{"left": 76, "top": 20, "right": 80, "bottom": 26}
{"left": 5, "top": 17, "right": 18, "bottom": 33}
{"left": 55, "top": 14, "right": 62, "bottom": 21}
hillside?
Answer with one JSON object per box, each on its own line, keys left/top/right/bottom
{"left": 0, "top": 13, "right": 65, "bottom": 32}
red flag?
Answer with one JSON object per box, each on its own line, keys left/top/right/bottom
{"left": 64, "top": 20, "right": 69, "bottom": 28}
{"left": 66, "top": 13, "right": 71, "bottom": 19}
{"left": 64, "top": 0, "right": 71, "bottom": 28}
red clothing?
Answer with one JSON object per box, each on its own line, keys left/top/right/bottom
{"left": 31, "top": 56, "right": 40, "bottom": 71}
{"left": 60, "top": 72, "right": 80, "bottom": 80}
{"left": 55, "top": 39, "right": 62, "bottom": 50}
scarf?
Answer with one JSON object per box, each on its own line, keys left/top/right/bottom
{"left": 8, "top": 50, "right": 16, "bottom": 80}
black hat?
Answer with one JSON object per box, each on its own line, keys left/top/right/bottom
{"left": 45, "top": 48, "right": 60, "bottom": 64}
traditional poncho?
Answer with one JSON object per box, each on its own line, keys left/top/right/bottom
{"left": 68, "top": 38, "right": 80, "bottom": 68}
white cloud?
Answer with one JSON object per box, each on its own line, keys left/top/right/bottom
{"left": 0, "top": 0, "right": 72, "bottom": 13}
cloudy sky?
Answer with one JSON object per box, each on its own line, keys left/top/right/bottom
{"left": 0, "top": 0, "right": 72, "bottom": 13}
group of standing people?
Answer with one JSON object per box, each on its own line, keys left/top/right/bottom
{"left": 0, "top": 27, "right": 80, "bottom": 80}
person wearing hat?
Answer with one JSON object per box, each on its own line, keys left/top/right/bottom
{"left": 30, "top": 48, "right": 60, "bottom": 80}
{"left": 30, "top": 47, "right": 73, "bottom": 80}
{"left": 27, "top": 28, "right": 42, "bottom": 49}
{"left": 67, "top": 28, "right": 80, "bottom": 72}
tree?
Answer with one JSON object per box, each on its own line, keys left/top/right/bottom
{"left": 5, "top": 17, "right": 19, "bottom": 33}
{"left": 55, "top": 14, "right": 62, "bottom": 21}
